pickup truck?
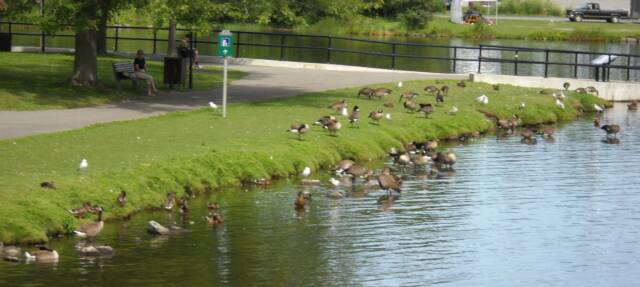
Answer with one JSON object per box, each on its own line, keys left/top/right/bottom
{"left": 566, "top": 3, "right": 629, "bottom": 23}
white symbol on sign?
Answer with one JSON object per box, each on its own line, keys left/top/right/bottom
{"left": 222, "top": 38, "right": 230, "bottom": 47}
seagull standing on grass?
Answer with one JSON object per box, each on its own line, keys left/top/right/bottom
{"left": 556, "top": 99, "right": 565, "bottom": 110}
{"left": 448, "top": 106, "right": 458, "bottom": 115}
{"left": 209, "top": 101, "right": 218, "bottom": 109}
{"left": 341, "top": 106, "right": 348, "bottom": 117}
{"left": 300, "top": 167, "right": 311, "bottom": 177}
{"left": 476, "top": 95, "right": 489, "bottom": 105}
{"left": 398, "top": 81, "right": 403, "bottom": 88}
{"left": 519, "top": 102, "right": 526, "bottom": 110}
{"left": 78, "top": 159, "right": 88, "bottom": 171}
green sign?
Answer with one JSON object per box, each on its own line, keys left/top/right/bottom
{"left": 217, "top": 30, "right": 234, "bottom": 57}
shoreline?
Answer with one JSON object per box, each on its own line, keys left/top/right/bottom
{"left": 0, "top": 80, "right": 609, "bottom": 245}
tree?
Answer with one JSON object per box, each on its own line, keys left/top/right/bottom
{"left": 372, "top": 0, "right": 444, "bottom": 29}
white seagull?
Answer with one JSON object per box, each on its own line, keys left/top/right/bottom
{"left": 385, "top": 113, "right": 392, "bottom": 120}
{"left": 209, "top": 101, "right": 218, "bottom": 109}
{"left": 300, "top": 166, "right": 311, "bottom": 177}
{"left": 476, "top": 94, "right": 489, "bottom": 105}
{"left": 341, "top": 106, "right": 348, "bottom": 117}
{"left": 398, "top": 81, "right": 403, "bottom": 88}
{"left": 594, "top": 104, "right": 605, "bottom": 113}
{"left": 556, "top": 99, "right": 565, "bottom": 109}
{"left": 448, "top": 106, "right": 458, "bottom": 115}
{"left": 78, "top": 159, "right": 88, "bottom": 171}
{"left": 519, "top": 102, "right": 526, "bottom": 110}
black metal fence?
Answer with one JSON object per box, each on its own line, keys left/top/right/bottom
{"left": 1, "top": 20, "right": 639, "bottom": 82}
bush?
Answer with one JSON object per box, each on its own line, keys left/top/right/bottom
{"left": 498, "top": 0, "right": 563, "bottom": 16}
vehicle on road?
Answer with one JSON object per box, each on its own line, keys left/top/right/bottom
{"left": 566, "top": 3, "right": 629, "bottom": 23}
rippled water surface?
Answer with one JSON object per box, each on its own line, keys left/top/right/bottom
{"left": 1, "top": 104, "right": 638, "bottom": 286}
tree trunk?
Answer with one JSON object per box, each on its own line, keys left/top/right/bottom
{"left": 167, "top": 21, "right": 177, "bottom": 56}
{"left": 96, "top": 14, "right": 108, "bottom": 55}
{"left": 71, "top": 30, "right": 98, "bottom": 86}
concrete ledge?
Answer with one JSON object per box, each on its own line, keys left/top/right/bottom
{"left": 472, "top": 74, "right": 639, "bottom": 102}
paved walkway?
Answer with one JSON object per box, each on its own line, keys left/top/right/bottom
{"left": 0, "top": 64, "right": 465, "bottom": 140}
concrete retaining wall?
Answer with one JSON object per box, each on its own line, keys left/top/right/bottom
{"left": 472, "top": 74, "right": 639, "bottom": 101}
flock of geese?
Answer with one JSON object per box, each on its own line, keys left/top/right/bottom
{"left": 3, "top": 80, "right": 631, "bottom": 264}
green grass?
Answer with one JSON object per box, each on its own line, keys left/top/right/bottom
{"left": 0, "top": 80, "right": 609, "bottom": 244}
{"left": 0, "top": 52, "right": 247, "bottom": 110}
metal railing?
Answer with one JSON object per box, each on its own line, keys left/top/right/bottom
{"left": 1, "top": 20, "right": 639, "bottom": 82}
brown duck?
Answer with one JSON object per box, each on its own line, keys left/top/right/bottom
{"left": 357, "top": 87, "right": 374, "bottom": 98}
{"left": 419, "top": 103, "right": 434, "bottom": 118}
{"left": 369, "top": 110, "right": 384, "bottom": 124}
{"left": 294, "top": 192, "right": 307, "bottom": 210}
{"left": 403, "top": 100, "right": 417, "bottom": 112}
{"left": 328, "top": 100, "right": 346, "bottom": 113}
{"left": 117, "top": 191, "right": 127, "bottom": 207}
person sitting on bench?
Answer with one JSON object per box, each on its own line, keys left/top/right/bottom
{"left": 133, "top": 49, "right": 157, "bottom": 96}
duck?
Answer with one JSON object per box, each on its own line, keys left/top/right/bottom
{"left": 434, "top": 152, "right": 457, "bottom": 168}
{"left": 447, "top": 106, "right": 458, "bottom": 115}
{"left": 441, "top": 85, "right": 449, "bottom": 95}
{"left": 117, "top": 191, "right": 126, "bottom": 207}
{"left": 300, "top": 166, "right": 311, "bottom": 177}
{"left": 349, "top": 106, "right": 360, "bottom": 126}
{"left": 520, "top": 128, "right": 535, "bottom": 140}
{"left": 74, "top": 207, "right": 104, "bottom": 238}
{"left": 424, "top": 85, "right": 439, "bottom": 94}
{"left": 324, "top": 119, "right": 342, "bottom": 136}
{"left": 314, "top": 116, "right": 336, "bottom": 127}
{"left": 410, "top": 153, "right": 432, "bottom": 166}
{"left": 294, "top": 191, "right": 306, "bottom": 210}
{"left": 335, "top": 159, "right": 355, "bottom": 173}
{"left": 369, "top": 110, "right": 384, "bottom": 124}
{"left": 628, "top": 100, "right": 638, "bottom": 111}
{"left": 555, "top": 99, "right": 565, "bottom": 110}
{"left": 497, "top": 118, "right": 511, "bottom": 131}
{"left": 207, "top": 202, "right": 220, "bottom": 212}
{"left": 418, "top": 103, "right": 434, "bottom": 118}
{"left": 40, "top": 181, "right": 56, "bottom": 189}
{"left": 456, "top": 80, "right": 466, "bottom": 88}
{"left": 594, "top": 116, "right": 601, "bottom": 127}
{"left": 399, "top": 91, "right": 419, "bottom": 102}
{"left": 24, "top": 246, "right": 59, "bottom": 262}
{"left": 403, "top": 100, "right": 417, "bottom": 112}
{"left": 601, "top": 124, "right": 620, "bottom": 138}
{"left": 492, "top": 84, "right": 500, "bottom": 91}
{"left": 377, "top": 166, "right": 401, "bottom": 196}
{"left": 563, "top": 82, "right": 570, "bottom": 90}
{"left": 357, "top": 87, "right": 374, "bottom": 98}
{"left": 287, "top": 123, "right": 310, "bottom": 140}
{"left": 372, "top": 88, "right": 392, "bottom": 100}
{"left": 404, "top": 141, "right": 418, "bottom": 154}
{"left": 476, "top": 94, "right": 488, "bottom": 105}
{"left": 179, "top": 198, "right": 189, "bottom": 214}
{"left": 425, "top": 140, "right": 438, "bottom": 151}
{"left": 328, "top": 100, "right": 347, "bottom": 113}
{"left": 254, "top": 178, "right": 271, "bottom": 186}
{"left": 435, "top": 91, "right": 444, "bottom": 105}
{"left": 164, "top": 192, "right": 176, "bottom": 210}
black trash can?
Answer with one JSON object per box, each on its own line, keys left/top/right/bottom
{"left": 0, "top": 33, "right": 11, "bottom": 52}
{"left": 163, "top": 57, "right": 183, "bottom": 88}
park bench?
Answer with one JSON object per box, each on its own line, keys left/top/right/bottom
{"left": 112, "top": 62, "right": 138, "bottom": 91}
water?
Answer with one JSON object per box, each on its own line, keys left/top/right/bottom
{"left": 0, "top": 104, "right": 638, "bottom": 286}
{"left": 2, "top": 23, "right": 639, "bottom": 81}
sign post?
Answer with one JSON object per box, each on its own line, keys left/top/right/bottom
{"left": 217, "top": 30, "right": 234, "bottom": 118}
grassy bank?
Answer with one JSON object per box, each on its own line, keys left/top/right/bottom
{"left": 0, "top": 53, "right": 247, "bottom": 110}
{"left": 0, "top": 80, "right": 608, "bottom": 244}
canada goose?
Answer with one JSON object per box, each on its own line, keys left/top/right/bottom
{"left": 435, "top": 91, "right": 444, "bottom": 105}
{"left": 372, "top": 88, "right": 392, "bottom": 100}
{"left": 404, "top": 141, "right": 418, "bottom": 154}
{"left": 540, "top": 127, "right": 555, "bottom": 138}
{"left": 497, "top": 118, "right": 511, "bottom": 130}
{"left": 519, "top": 102, "right": 526, "bottom": 110}
{"left": 24, "top": 246, "right": 59, "bottom": 262}
{"left": 476, "top": 94, "right": 488, "bottom": 105}
{"left": 383, "top": 102, "right": 394, "bottom": 108}
{"left": 492, "top": 84, "right": 500, "bottom": 91}
{"left": 601, "top": 124, "right": 620, "bottom": 138}
{"left": 349, "top": 106, "right": 360, "bottom": 126}
{"left": 555, "top": 99, "right": 565, "bottom": 110}
{"left": 575, "top": 87, "right": 587, "bottom": 93}
{"left": 314, "top": 116, "right": 336, "bottom": 127}
{"left": 287, "top": 123, "right": 310, "bottom": 140}
{"left": 563, "top": 82, "right": 570, "bottom": 90}
{"left": 117, "top": 191, "right": 126, "bottom": 207}
{"left": 74, "top": 207, "right": 104, "bottom": 238}
{"left": 425, "top": 140, "right": 438, "bottom": 151}
{"left": 456, "top": 80, "right": 466, "bottom": 88}
{"left": 441, "top": 85, "right": 449, "bottom": 95}
{"left": 324, "top": 119, "right": 342, "bottom": 136}
{"left": 40, "top": 181, "right": 56, "bottom": 189}
{"left": 300, "top": 166, "right": 311, "bottom": 177}
{"left": 369, "top": 110, "right": 384, "bottom": 124}
{"left": 179, "top": 198, "right": 189, "bottom": 214}
{"left": 394, "top": 153, "right": 411, "bottom": 165}
{"left": 399, "top": 91, "right": 419, "bottom": 102}
{"left": 345, "top": 164, "right": 369, "bottom": 179}
{"left": 586, "top": 86, "right": 599, "bottom": 95}
{"left": 403, "top": 100, "right": 417, "bottom": 112}
{"left": 68, "top": 202, "right": 95, "bottom": 219}
{"left": 357, "top": 87, "right": 374, "bottom": 98}
{"left": 328, "top": 100, "right": 347, "bottom": 113}
{"left": 418, "top": 103, "right": 434, "bottom": 118}
{"left": 377, "top": 166, "right": 401, "bottom": 196}
{"left": 254, "top": 178, "right": 271, "bottom": 186}
{"left": 520, "top": 128, "right": 535, "bottom": 140}
{"left": 335, "top": 159, "right": 355, "bottom": 173}
{"left": 207, "top": 202, "right": 220, "bottom": 212}
{"left": 294, "top": 192, "right": 306, "bottom": 210}
{"left": 434, "top": 152, "right": 456, "bottom": 168}
{"left": 594, "top": 117, "right": 601, "bottom": 127}
{"left": 410, "top": 153, "right": 432, "bottom": 166}
{"left": 508, "top": 114, "right": 521, "bottom": 130}
{"left": 164, "top": 192, "right": 176, "bottom": 210}
{"left": 448, "top": 106, "right": 458, "bottom": 115}
{"left": 628, "top": 100, "right": 638, "bottom": 111}
{"left": 424, "top": 85, "right": 439, "bottom": 94}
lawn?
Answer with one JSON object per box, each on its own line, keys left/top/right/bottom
{"left": 0, "top": 79, "right": 608, "bottom": 244}
{"left": 0, "top": 52, "right": 247, "bottom": 110}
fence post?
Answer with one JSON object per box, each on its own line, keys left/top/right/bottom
{"left": 235, "top": 31, "right": 241, "bottom": 58}
{"left": 391, "top": 43, "right": 397, "bottom": 69}
{"left": 544, "top": 49, "right": 549, "bottom": 78}
{"left": 607, "top": 54, "right": 611, "bottom": 82}
{"left": 279, "top": 34, "right": 285, "bottom": 61}
{"left": 477, "top": 45, "right": 483, "bottom": 74}
{"left": 627, "top": 56, "right": 631, "bottom": 81}
{"left": 452, "top": 47, "right": 457, "bottom": 73}
{"left": 193, "top": 31, "right": 197, "bottom": 49}
{"left": 326, "top": 36, "right": 332, "bottom": 63}
{"left": 41, "top": 28, "right": 45, "bottom": 53}
{"left": 152, "top": 29, "right": 157, "bottom": 54}
{"left": 114, "top": 26, "right": 119, "bottom": 52}
{"left": 514, "top": 50, "right": 519, "bottom": 75}
{"left": 574, "top": 52, "right": 578, "bottom": 78}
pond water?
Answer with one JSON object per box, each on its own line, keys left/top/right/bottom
{"left": 0, "top": 103, "right": 638, "bottom": 286}
{"left": 2, "top": 23, "right": 639, "bottom": 81}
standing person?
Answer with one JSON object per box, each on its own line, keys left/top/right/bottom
{"left": 133, "top": 49, "right": 157, "bottom": 96}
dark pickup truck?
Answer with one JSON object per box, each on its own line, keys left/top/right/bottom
{"left": 566, "top": 3, "right": 629, "bottom": 23}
